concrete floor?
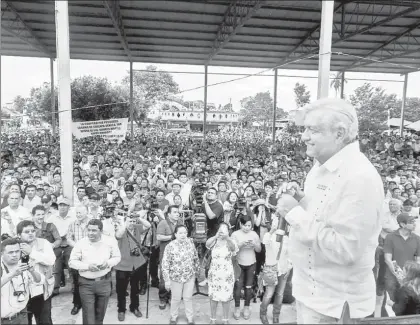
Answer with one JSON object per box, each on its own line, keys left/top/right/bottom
{"left": 51, "top": 282, "right": 297, "bottom": 324}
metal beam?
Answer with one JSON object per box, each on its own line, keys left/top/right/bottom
{"left": 400, "top": 73, "right": 408, "bottom": 136}
{"left": 318, "top": 0, "right": 334, "bottom": 99}
{"left": 103, "top": 0, "right": 132, "bottom": 60}
{"left": 272, "top": 68, "right": 278, "bottom": 143}
{"left": 208, "top": 0, "right": 264, "bottom": 63}
{"left": 340, "top": 20, "right": 420, "bottom": 71}
{"left": 55, "top": 0, "right": 73, "bottom": 203}
{"left": 203, "top": 65, "right": 208, "bottom": 141}
{"left": 130, "top": 61, "right": 134, "bottom": 140}
{"left": 276, "top": 1, "right": 420, "bottom": 67}
{"left": 50, "top": 58, "right": 56, "bottom": 136}
{"left": 1, "top": 0, "right": 52, "bottom": 56}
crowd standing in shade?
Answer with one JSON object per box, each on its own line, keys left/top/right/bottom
{"left": 1, "top": 102, "right": 420, "bottom": 324}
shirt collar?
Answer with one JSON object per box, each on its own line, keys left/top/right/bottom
{"left": 321, "top": 141, "right": 360, "bottom": 173}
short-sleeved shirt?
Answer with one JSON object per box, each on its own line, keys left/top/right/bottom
{"left": 383, "top": 230, "right": 420, "bottom": 277}
{"left": 35, "top": 222, "right": 61, "bottom": 245}
{"left": 204, "top": 200, "right": 224, "bottom": 237}
{"left": 157, "top": 218, "right": 181, "bottom": 261}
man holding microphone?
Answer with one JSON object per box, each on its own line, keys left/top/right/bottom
{"left": 276, "top": 98, "right": 384, "bottom": 323}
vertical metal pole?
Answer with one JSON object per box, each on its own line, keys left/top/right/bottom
{"left": 0, "top": 0, "right": 2, "bottom": 151}
{"left": 203, "top": 65, "right": 208, "bottom": 141}
{"left": 55, "top": 0, "right": 73, "bottom": 203}
{"left": 130, "top": 61, "right": 134, "bottom": 140}
{"left": 400, "top": 73, "right": 408, "bottom": 136}
{"left": 272, "top": 68, "right": 278, "bottom": 143}
{"left": 340, "top": 71, "right": 345, "bottom": 99}
{"left": 50, "top": 58, "right": 56, "bottom": 135}
{"left": 317, "top": 0, "right": 334, "bottom": 99}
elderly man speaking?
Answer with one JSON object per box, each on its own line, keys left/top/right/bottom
{"left": 277, "top": 98, "right": 384, "bottom": 324}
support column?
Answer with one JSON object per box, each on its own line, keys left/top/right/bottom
{"left": 272, "top": 68, "right": 278, "bottom": 143}
{"left": 50, "top": 58, "right": 56, "bottom": 135}
{"left": 55, "top": 0, "right": 73, "bottom": 202}
{"left": 340, "top": 71, "right": 345, "bottom": 99}
{"left": 130, "top": 61, "right": 134, "bottom": 140}
{"left": 0, "top": 0, "right": 2, "bottom": 153}
{"left": 203, "top": 65, "right": 208, "bottom": 142}
{"left": 400, "top": 73, "right": 408, "bottom": 136}
{"left": 317, "top": 0, "right": 334, "bottom": 99}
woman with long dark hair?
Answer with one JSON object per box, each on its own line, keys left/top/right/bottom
{"left": 231, "top": 214, "right": 261, "bottom": 320}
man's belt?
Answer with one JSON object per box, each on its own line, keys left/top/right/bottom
{"left": 1, "top": 309, "right": 26, "bottom": 321}
{"left": 80, "top": 272, "right": 111, "bottom": 282}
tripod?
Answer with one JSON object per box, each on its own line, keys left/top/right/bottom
{"left": 193, "top": 241, "right": 208, "bottom": 297}
{"left": 145, "top": 215, "right": 157, "bottom": 319}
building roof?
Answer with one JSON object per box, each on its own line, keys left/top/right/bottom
{"left": 407, "top": 120, "right": 420, "bottom": 131}
{"left": 388, "top": 117, "right": 413, "bottom": 127}
{"left": 1, "top": 0, "right": 420, "bottom": 74}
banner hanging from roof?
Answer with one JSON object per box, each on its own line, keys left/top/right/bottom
{"left": 72, "top": 118, "right": 128, "bottom": 143}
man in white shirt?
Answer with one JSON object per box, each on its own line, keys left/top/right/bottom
{"left": 1, "top": 237, "right": 43, "bottom": 325}
{"left": 16, "top": 220, "right": 56, "bottom": 325}
{"left": 47, "top": 197, "right": 76, "bottom": 295}
{"left": 69, "top": 219, "right": 121, "bottom": 324}
{"left": 22, "top": 185, "right": 42, "bottom": 212}
{"left": 277, "top": 98, "right": 384, "bottom": 323}
{"left": 1, "top": 192, "right": 32, "bottom": 235}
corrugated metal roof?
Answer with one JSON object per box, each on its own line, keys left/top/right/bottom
{"left": 1, "top": 0, "right": 420, "bottom": 74}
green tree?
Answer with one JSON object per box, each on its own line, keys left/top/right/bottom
{"left": 349, "top": 82, "right": 420, "bottom": 132}
{"left": 330, "top": 72, "right": 347, "bottom": 98}
{"left": 24, "top": 76, "right": 128, "bottom": 123}
{"left": 71, "top": 76, "right": 128, "bottom": 121}
{"left": 239, "top": 91, "right": 286, "bottom": 130}
{"left": 293, "top": 83, "right": 311, "bottom": 108}
{"left": 121, "top": 65, "right": 180, "bottom": 125}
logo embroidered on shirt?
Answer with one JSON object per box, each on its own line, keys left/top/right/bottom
{"left": 317, "top": 184, "right": 327, "bottom": 190}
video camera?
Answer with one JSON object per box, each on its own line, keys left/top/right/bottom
{"left": 103, "top": 204, "right": 117, "bottom": 219}
{"left": 235, "top": 196, "right": 247, "bottom": 210}
{"left": 191, "top": 179, "right": 206, "bottom": 211}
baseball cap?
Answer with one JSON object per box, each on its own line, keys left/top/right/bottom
{"left": 89, "top": 193, "right": 101, "bottom": 201}
{"left": 57, "top": 197, "right": 71, "bottom": 206}
{"left": 397, "top": 213, "right": 416, "bottom": 225}
{"left": 41, "top": 195, "right": 52, "bottom": 203}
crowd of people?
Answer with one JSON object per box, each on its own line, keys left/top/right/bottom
{"left": 1, "top": 100, "right": 420, "bottom": 324}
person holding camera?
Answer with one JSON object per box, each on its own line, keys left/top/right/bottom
{"left": 202, "top": 187, "right": 224, "bottom": 238}
{"left": 114, "top": 214, "right": 151, "bottom": 321}
{"left": 1, "top": 237, "right": 43, "bottom": 325}
{"left": 68, "top": 219, "right": 121, "bottom": 325}
{"left": 16, "top": 220, "right": 56, "bottom": 325}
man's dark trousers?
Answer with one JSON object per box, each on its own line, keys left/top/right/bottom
{"left": 116, "top": 267, "right": 143, "bottom": 313}
{"left": 79, "top": 274, "right": 111, "bottom": 324}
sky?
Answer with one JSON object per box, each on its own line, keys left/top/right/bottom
{"left": 1, "top": 56, "right": 420, "bottom": 114}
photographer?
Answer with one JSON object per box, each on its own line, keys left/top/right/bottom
{"left": 16, "top": 220, "right": 56, "bottom": 325}
{"left": 1, "top": 237, "right": 43, "bottom": 325}
{"left": 114, "top": 214, "right": 151, "bottom": 321}
{"left": 202, "top": 188, "right": 224, "bottom": 238}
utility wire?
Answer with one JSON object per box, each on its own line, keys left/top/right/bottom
{"left": 2, "top": 51, "right": 417, "bottom": 120}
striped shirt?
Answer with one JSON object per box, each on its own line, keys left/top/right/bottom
{"left": 67, "top": 219, "right": 89, "bottom": 243}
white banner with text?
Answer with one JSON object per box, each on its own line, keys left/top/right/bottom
{"left": 72, "top": 118, "right": 128, "bottom": 143}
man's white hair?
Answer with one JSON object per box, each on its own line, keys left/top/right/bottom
{"left": 389, "top": 198, "right": 401, "bottom": 206}
{"left": 295, "top": 98, "right": 359, "bottom": 144}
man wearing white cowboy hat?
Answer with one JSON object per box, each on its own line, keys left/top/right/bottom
{"left": 165, "top": 180, "right": 183, "bottom": 206}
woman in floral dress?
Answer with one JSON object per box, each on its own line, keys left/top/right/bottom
{"left": 207, "top": 222, "right": 238, "bottom": 324}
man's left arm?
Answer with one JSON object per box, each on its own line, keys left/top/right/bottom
{"left": 106, "top": 238, "right": 121, "bottom": 268}
{"left": 285, "top": 177, "right": 382, "bottom": 265}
